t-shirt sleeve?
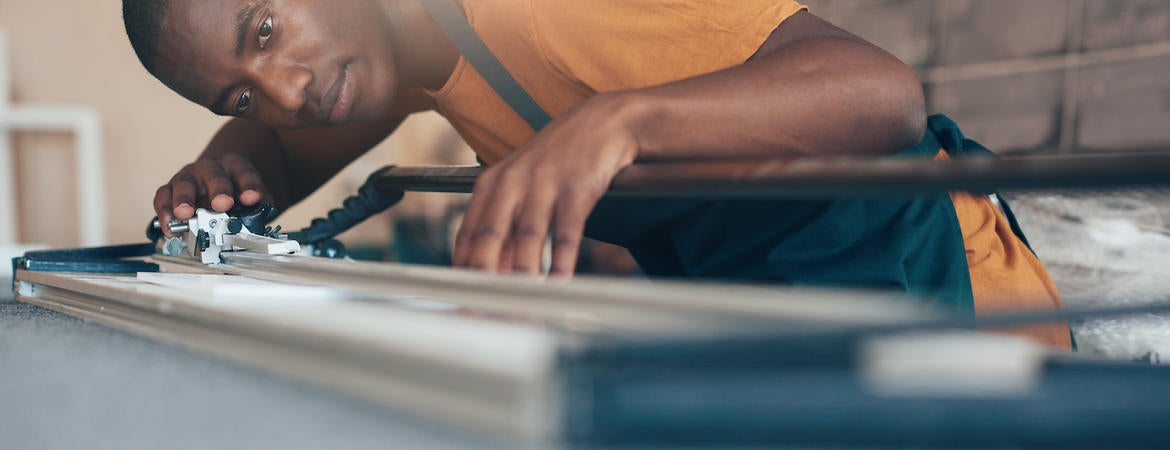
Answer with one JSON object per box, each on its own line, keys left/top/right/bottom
{"left": 531, "top": 0, "right": 808, "bottom": 93}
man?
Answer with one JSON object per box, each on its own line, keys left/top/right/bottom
{"left": 123, "top": 0, "right": 1070, "bottom": 348}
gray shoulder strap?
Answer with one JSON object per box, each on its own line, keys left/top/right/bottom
{"left": 419, "top": 0, "right": 553, "bottom": 132}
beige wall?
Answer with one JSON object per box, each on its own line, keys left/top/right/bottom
{"left": 0, "top": 0, "right": 470, "bottom": 247}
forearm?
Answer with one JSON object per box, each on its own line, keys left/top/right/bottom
{"left": 616, "top": 36, "right": 926, "bottom": 161}
{"left": 452, "top": 12, "right": 929, "bottom": 276}
{"left": 200, "top": 116, "right": 405, "bottom": 210}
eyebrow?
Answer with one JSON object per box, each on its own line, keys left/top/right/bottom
{"left": 213, "top": 0, "right": 266, "bottom": 114}
{"left": 235, "top": 0, "right": 266, "bottom": 57}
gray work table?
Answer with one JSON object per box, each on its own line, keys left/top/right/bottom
{"left": 0, "top": 302, "right": 505, "bottom": 450}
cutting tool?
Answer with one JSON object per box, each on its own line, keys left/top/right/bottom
{"left": 149, "top": 204, "right": 301, "bottom": 264}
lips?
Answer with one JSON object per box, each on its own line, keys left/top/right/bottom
{"left": 318, "top": 63, "right": 354, "bottom": 125}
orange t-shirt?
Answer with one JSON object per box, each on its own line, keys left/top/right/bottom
{"left": 943, "top": 156, "right": 1070, "bottom": 348}
{"left": 423, "top": 0, "right": 807, "bottom": 163}
{"left": 420, "top": 0, "right": 1070, "bottom": 349}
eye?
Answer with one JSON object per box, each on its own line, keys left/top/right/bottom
{"left": 235, "top": 88, "right": 253, "bottom": 115}
{"left": 258, "top": 16, "right": 274, "bottom": 49}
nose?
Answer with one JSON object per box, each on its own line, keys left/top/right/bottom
{"left": 251, "top": 60, "right": 313, "bottom": 114}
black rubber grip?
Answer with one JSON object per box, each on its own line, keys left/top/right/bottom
{"left": 288, "top": 167, "right": 405, "bottom": 246}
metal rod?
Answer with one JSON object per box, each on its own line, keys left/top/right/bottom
{"left": 375, "top": 152, "right": 1170, "bottom": 198}
{"left": 151, "top": 218, "right": 190, "bottom": 235}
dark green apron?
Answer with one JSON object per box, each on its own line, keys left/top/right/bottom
{"left": 587, "top": 115, "right": 993, "bottom": 314}
{"left": 418, "top": 0, "right": 1037, "bottom": 315}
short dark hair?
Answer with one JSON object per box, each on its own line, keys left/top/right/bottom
{"left": 123, "top": 0, "right": 172, "bottom": 74}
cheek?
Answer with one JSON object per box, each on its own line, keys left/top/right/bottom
{"left": 333, "top": 9, "right": 400, "bottom": 117}
{"left": 289, "top": 0, "right": 400, "bottom": 120}
{"left": 252, "top": 95, "right": 305, "bottom": 128}
{"left": 291, "top": 1, "right": 391, "bottom": 72}
{"left": 253, "top": 112, "right": 295, "bottom": 129}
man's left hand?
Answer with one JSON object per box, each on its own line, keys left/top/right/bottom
{"left": 452, "top": 93, "right": 642, "bottom": 276}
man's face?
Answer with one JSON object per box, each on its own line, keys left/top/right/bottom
{"left": 154, "top": 0, "right": 399, "bottom": 129}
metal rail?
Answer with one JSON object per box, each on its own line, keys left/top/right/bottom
{"left": 374, "top": 152, "right": 1170, "bottom": 198}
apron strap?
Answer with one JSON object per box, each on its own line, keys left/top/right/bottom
{"left": 419, "top": 0, "right": 553, "bottom": 133}
{"left": 412, "top": 5, "right": 1042, "bottom": 258}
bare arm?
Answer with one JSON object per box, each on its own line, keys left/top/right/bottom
{"left": 153, "top": 115, "right": 406, "bottom": 236}
{"left": 454, "top": 11, "right": 927, "bottom": 276}
{"left": 619, "top": 10, "right": 927, "bottom": 160}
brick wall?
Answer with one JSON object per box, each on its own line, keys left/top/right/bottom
{"left": 806, "top": 0, "right": 1170, "bottom": 154}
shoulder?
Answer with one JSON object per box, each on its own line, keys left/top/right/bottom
{"left": 524, "top": 0, "right": 809, "bottom": 91}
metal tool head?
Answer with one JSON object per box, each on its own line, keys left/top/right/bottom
{"left": 148, "top": 205, "right": 302, "bottom": 265}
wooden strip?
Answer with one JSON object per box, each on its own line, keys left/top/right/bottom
{"left": 919, "top": 40, "right": 1170, "bottom": 84}
{"left": 12, "top": 254, "right": 942, "bottom": 442}
{"left": 1137, "top": 224, "right": 1170, "bottom": 236}
{"left": 175, "top": 252, "right": 935, "bottom": 331}
{"left": 15, "top": 270, "right": 560, "bottom": 442}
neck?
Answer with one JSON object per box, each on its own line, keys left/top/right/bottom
{"left": 382, "top": 0, "right": 461, "bottom": 91}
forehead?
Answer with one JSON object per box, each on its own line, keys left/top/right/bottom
{"left": 154, "top": 0, "right": 253, "bottom": 108}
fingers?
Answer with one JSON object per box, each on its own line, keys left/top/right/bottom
{"left": 496, "top": 236, "right": 517, "bottom": 273}
{"left": 451, "top": 173, "right": 487, "bottom": 269}
{"left": 454, "top": 168, "right": 526, "bottom": 272}
{"left": 510, "top": 187, "right": 558, "bottom": 275}
{"left": 154, "top": 184, "right": 176, "bottom": 237}
{"left": 549, "top": 186, "right": 599, "bottom": 277}
{"left": 193, "top": 160, "right": 236, "bottom": 212}
{"left": 454, "top": 165, "right": 597, "bottom": 278}
{"left": 158, "top": 155, "right": 273, "bottom": 236}
{"left": 169, "top": 167, "right": 199, "bottom": 220}
{"left": 221, "top": 154, "right": 268, "bottom": 206}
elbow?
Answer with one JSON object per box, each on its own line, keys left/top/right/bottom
{"left": 886, "top": 100, "right": 927, "bottom": 154}
{"left": 881, "top": 65, "right": 928, "bottom": 153}
{"left": 831, "top": 50, "right": 927, "bottom": 156}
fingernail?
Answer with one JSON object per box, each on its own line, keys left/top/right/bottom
{"left": 240, "top": 190, "right": 261, "bottom": 205}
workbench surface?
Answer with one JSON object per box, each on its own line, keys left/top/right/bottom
{"left": 0, "top": 302, "right": 504, "bottom": 450}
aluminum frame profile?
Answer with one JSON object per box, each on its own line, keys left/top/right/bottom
{"left": 13, "top": 251, "right": 939, "bottom": 443}
{"left": 15, "top": 269, "right": 565, "bottom": 442}
{"left": 16, "top": 255, "right": 1170, "bottom": 448}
